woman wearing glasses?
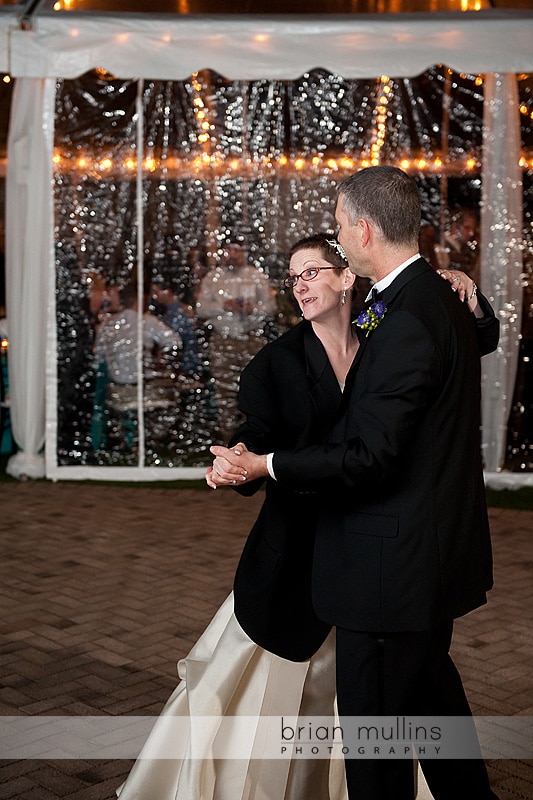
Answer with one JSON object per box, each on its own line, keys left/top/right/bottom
{"left": 118, "top": 235, "right": 497, "bottom": 800}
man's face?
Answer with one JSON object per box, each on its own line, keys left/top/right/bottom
{"left": 226, "top": 246, "right": 245, "bottom": 267}
{"left": 151, "top": 284, "right": 169, "bottom": 306}
{"left": 460, "top": 215, "right": 477, "bottom": 242}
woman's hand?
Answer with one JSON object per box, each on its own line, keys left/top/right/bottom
{"left": 436, "top": 268, "right": 481, "bottom": 318}
{"left": 205, "top": 443, "right": 250, "bottom": 488}
{"left": 205, "top": 443, "right": 269, "bottom": 488}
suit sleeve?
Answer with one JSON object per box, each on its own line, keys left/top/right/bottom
{"left": 474, "top": 291, "right": 500, "bottom": 356}
{"left": 228, "top": 360, "right": 277, "bottom": 496}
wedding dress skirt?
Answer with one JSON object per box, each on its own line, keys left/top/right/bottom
{"left": 117, "top": 592, "right": 434, "bottom": 800}
{"left": 116, "top": 592, "right": 346, "bottom": 800}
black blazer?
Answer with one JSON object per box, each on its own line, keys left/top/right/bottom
{"left": 230, "top": 322, "right": 337, "bottom": 660}
{"left": 233, "top": 261, "right": 499, "bottom": 657}
{"left": 273, "top": 259, "right": 497, "bottom": 634}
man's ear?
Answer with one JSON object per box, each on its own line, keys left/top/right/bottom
{"left": 359, "top": 217, "right": 371, "bottom": 248}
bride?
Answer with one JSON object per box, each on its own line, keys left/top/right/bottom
{"left": 117, "top": 235, "right": 496, "bottom": 800}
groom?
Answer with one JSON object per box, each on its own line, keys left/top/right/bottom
{"left": 210, "top": 166, "right": 499, "bottom": 800}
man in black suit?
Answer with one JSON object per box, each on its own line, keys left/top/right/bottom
{"left": 210, "top": 166, "right": 499, "bottom": 800}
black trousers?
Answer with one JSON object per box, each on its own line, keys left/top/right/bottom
{"left": 335, "top": 622, "right": 499, "bottom": 800}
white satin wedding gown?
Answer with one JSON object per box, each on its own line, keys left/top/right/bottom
{"left": 117, "top": 593, "right": 434, "bottom": 800}
{"left": 116, "top": 591, "right": 345, "bottom": 800}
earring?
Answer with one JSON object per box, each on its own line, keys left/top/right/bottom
{"left": 341, "top": 288, "right": 347, "bottom": 306}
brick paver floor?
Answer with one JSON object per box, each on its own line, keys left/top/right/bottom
{"left": 0, "top": 481, "right": 531, "bottom": 799}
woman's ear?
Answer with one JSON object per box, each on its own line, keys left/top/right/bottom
{"left": 344, "top": 268, "right": 356, "bottom": 289}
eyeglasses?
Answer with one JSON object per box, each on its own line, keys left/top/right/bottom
{"left": 283, "top": 267, "right": 339, "bottom": 289}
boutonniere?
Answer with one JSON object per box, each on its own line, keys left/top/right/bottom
{"left": 354, "top": 300, "right": 387, "bottom": 337}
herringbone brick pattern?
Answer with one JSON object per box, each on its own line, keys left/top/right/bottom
{"left": 0, "top": 482, "right": 531, "bottom": 799}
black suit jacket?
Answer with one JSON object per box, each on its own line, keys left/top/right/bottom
{"left": 273, "top": 259, "right": 497, "bottom": 634}
{"left": 230, "top": 322, "right": 337, "bottom": 660}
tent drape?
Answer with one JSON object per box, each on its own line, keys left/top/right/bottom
{"left": 480, "top": 73, "right": 527, "bottom": 488}
{"left": 6, "top": 77, "right": 55, "bottom": 480}
{"left": 3, "top": 11, "right": 533, "bottom": 484}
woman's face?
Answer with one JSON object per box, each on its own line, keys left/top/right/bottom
{"left": 288, "top": 247, "right": 348, "bottom": 322}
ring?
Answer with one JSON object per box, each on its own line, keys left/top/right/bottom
{"left": 451, "top": 276, "right": 460, "bottom": 283}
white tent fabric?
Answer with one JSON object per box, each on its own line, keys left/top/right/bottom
{"left": 480, "top": 73, "right": 525, "bottom": 486}
{"left": 5, "top": 77, "right": 55, "bottom": 481}
{"left": 3, "top": 10, "right": 533, "bottom": 484}
{"left": 0, "top": 12, "right": 15, "bottom": 74}
{"left": 8, "top": 12, "right": 533, "bottom": 81}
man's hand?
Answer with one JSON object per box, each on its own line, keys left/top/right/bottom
{"left": 205, "top": 443, "right": 269, "bottom": 488}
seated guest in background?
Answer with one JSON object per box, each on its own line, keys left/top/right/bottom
{"left": 418, "top": 221, "right": 440, "bottom": 270}
{"left": 182, "top": 244, "right": 210, "bottom": 307}
{"left": 92, "top": 282, "right": 182, "bottom": 450}
{"left": 441, "top": 207, "right": 480, "bottom": 286}
{"left": 88, "top": 274, "right": 122, "bottom": 336}
{"left": 196, "top": 243, "right": 277, "bottom": 443}
{"left": 150, "top": 276, "right": 203, "bottom": 381}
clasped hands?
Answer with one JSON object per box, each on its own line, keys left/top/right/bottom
{"left": 205, "top": 443, "right": 268, "bottom": 489}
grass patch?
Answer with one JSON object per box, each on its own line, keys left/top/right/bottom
{"left": 485, "top": 486, "right": 533, "bottom": 510}
{"left": 1, "top": 455, "right": 532, "bottom": 508}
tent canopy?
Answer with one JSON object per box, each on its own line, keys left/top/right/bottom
{"left": 4, "top": 10, "right": 533, "bottom": 81}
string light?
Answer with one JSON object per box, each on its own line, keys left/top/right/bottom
{"left": 50, "top": 150, "right": 508, "bottom": 177}
{"left": 366, "top": 74, "right": 393, "bottom": 165}
{"left": 48, "top": 67, "right": 531, "bottom": 179}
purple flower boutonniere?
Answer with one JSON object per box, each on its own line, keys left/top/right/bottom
{"left": 355, "top": 300, "right": 387, "bottom": 337}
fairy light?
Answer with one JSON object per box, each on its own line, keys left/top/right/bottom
{"left": 339, "top": 157, "right": 355, "bottom": 169}
{"left": 50, "top": 149, "right": 533, "bottom": 178}
{"left": 45, "top": 64, "right": 531, "bottom": 183}
{"left": 369, "top": 75, "right": 392, "bottom": 166}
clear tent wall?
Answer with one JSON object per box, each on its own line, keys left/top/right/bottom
{"left": 51, "top": 66, "right": 533, "bottom": 472}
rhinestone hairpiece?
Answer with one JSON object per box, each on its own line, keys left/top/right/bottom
{"left": 325, "top": 238, "right": 348, "bottom": 262}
